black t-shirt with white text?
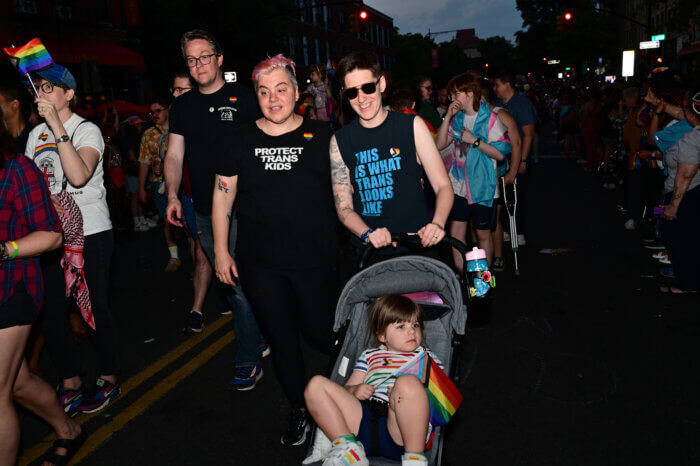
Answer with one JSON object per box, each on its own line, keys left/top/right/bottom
{"left": 169, "top": 82, "right": 260, "bottom": 215}
{"left": 217, "top": 119, "right": 336, "bottom": 269}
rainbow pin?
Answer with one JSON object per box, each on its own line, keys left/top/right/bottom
{"left": 303, "top": 132, "right": 313, "bottom": 141}
{"left": 390, "top": 147, "right": 400, "bottom": 157}
{"left": 39, "top": 133, "right": 48, "bottom": 141}
{"left": 229, "top": 96, "right": 237, "bottom": 103}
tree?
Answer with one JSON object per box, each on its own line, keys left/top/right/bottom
{"left": 391, "top": 30, "right": 436, "bottom": 82}
{"left": 478, "top": 36, "right": 515, "bottom": 73}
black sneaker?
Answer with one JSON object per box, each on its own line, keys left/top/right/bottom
{"left": 184, "top": 310, "right": 204, "bottom": 333}
{"left": 280, "top": 409, "right": 311, "bottom": 446}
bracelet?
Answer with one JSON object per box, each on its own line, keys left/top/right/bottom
{"left": 10, "top": 241, "right": 18, "bottom": 259}
{"left": 430, "top": 221, "right": 444, "bottom": 230}
{"left": 360, "top": 228, "right": 374, "bottom": 244}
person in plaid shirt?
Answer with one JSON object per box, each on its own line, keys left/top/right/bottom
{"left": 1, "top": 119, "right": 82, "bottom": 465}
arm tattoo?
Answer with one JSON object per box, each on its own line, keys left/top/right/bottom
{"left": 330, "top": 140, "right": 350, "bottom": 187}
{"left": 217, "top": 176, "right": 229, "bottom": 194}
{"left": 330, "top": 138, "right": 355, "bottom": 222}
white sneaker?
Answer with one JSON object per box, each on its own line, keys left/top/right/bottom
{"left": 143, "top": 217, "right": 158, "bottom": 228}
{"left": 517, "top": 234, "right": 526, "bottom": 246}
{"left": 401, "top": 453, "right": 429, "bottom": 466}
{"left": 133, "top": 220, "right": 149, "bottom": 232}
{"left": 503, "top": 232, "right": 511, "bottom": 242}
{"left": 624, "top": 219, "right": 637, "bottom": 231}
{"left": 323, "top": 438, "right": 369, "bottom": 466}
{"left": 302, "top": 429, "right": 333, "bottom": 465}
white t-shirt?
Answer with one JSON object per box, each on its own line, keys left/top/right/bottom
{"left": 462, "top": 107, "right": 509, "bottom": 199}
{"left": 25, "top": 114, "right": 112, "bottom": 235}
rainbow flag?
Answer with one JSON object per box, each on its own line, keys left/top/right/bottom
{"left": 395, "top": 351, "right": 463, "bottom": 426}
{"left": 326, "top": 59, "right": 337, "bottom": 77}
{"left": 424, "top": 356, "right": 462, "bottom": 426}
{"left": 3, "top": 38, "right": 54, "bottom": 75}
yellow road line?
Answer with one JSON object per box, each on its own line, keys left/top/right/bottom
{"left": 70, "top": 331, "right": 234, "bottom": 464}
{"left": 18, "top": 315, "right": 232, "bottom": 465}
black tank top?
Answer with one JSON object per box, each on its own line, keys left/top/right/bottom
{"left": 335, "top": 111, "right": 430, "bottom": 234}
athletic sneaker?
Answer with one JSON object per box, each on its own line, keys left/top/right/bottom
{"left": 323, "top": 437, "right": 369, "bottom": 465}
{"left": 260, "top": 341, "right": 271, "bottom": 358}
{"left": 164, "top": 257, "right": 181, "bottom": 273}
{"left": 143, "top": 217, "right": 158, "bottom": 228}
{"left": 492, "top": 257, "right": 504, "bottom": 272}
{"left": 401, "top": 453, "right": 428, "bottom": 466}
{"left": 78, "top": 378, "right": 121, "bottom": 413}
{"left": 57, "top": 383, "right": 85, "bottom": 417}
{"left": 652, "top": 250, "right": 668, "bottom": 260}
{"left": 517, "top": 234, "right": 526, "bottom": 246}
{"left": 133, "top": 220, "right": 149, "bottom": 232}
{"left": 184, "top": 310, "right": 204, "bottom": 333}
{"left": 228, "top": 364, "right": 263, "bottom": 391}
{"left": 302, "top": 429, "right": 333, "bottom": 464}
{"left": 281, "top": 409, "right": 311, "bottom": 446}
{"left": 218, "top": 306, "right": 233, "bottom": 316}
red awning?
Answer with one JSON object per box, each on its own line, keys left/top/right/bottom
{"left": 1, "top": 34, "right": 145, "bottom": 71}
{"left": 96, "top": 100, "right": 149, "bottom": 116}
{"left": 677, "top": 42, "right": 700, "bottom": 58}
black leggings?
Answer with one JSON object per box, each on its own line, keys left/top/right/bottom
{"left": 238, "top": 261, "right": 335, "bottom": 409}
{"left": 42, "top": 229, "right": 120, "bottom": 378}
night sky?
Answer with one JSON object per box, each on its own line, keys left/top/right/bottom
{"left": 364, "top": 0, "right": 523, "bottom": 42}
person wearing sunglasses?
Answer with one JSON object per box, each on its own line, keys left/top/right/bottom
{"left": 331, "top": 51, "right": 453, "bottom": 266}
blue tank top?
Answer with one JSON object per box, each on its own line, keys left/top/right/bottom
{"left": 335, "top": 111, "right": 430, "bottom": 234}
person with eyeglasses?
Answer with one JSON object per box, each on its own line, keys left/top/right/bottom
{"left": 23, "top": 63, "right": 122, "bottom": 416}
{"left": 331, "top": 51, "right": 453, "bottom": 267}
{"left": 164, "top": 30, "right": 266, "bottom": 387}
{"left": 415, "top": 77, "right": 443, "bottom": 130}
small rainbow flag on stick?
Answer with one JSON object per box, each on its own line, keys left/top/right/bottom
{"left": 3, "top": 38, "right": 54, "bottom": 75}
{"left": 394, "top": 350, "right": 463, "bottom": 426}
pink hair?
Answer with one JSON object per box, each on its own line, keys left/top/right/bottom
{"left": 251, "top": 54, "right": 297, "bottom": 90}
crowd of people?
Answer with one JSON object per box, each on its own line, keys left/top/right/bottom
{"left": 1, "top": 26, "right": 698, "bottom": 466}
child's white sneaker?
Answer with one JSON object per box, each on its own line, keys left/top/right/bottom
{"left": 302, "top": 428, "right": 332, "bottom": 464}
{"left": 322, "top": 437, "right": 369, "bottom": 466}
{"left": 401, "top": 452, "right": 429, "bottom": 465}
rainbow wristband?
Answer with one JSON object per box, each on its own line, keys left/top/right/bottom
{"left": 10, "top": 241, "right": 18, "bottom": 259}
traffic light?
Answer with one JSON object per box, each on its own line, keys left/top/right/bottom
{"left": 556, "top": 11, "right": 573, "bottom": 31}
{"left": 358, "top": 10, "right": 369, "bottom": 34}
{"left": 564, "top": 12, "right": 572, "bottom": 21}
{"left": 348, "top": 13, "right": 359, "bottom": 34}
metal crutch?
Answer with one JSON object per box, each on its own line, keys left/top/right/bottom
{"left": 501, "top": 177, "right": 520, "bottom": 276}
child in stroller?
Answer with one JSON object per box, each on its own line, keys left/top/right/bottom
{"left": 304, "top": 294, "right": 443, "bottom": 466}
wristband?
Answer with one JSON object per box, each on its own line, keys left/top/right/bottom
{"left": 10, "top": 241, "right": 18, "bottom": 259}
{"left": 360, "top": 228, "right": 374, "bottom": 244}
{"left": 472, "top": 138, "right": 481, "bottom": 148}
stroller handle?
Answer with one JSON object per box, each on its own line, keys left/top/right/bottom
{"left": 358, "top": 233, "right": 470, "bottom": 271}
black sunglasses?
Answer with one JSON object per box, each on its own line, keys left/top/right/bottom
{"left": 343, "top": 79, "right": 380, "bottom": 100}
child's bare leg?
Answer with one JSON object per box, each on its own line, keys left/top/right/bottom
{"left": 304, "top": 375, "right": 363, "bottom": 439}
{"left": 387, "top": 375, "right": 429, "bottom": 453}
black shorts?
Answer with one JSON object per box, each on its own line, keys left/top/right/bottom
{"left": 449, "top": 195, "right": 497, "bottom": 230}
{"left": 356, "top": 399, "right": 404, "bottom": 461}
{"left": 0, "top": 281, "right": 37, "bottom": 329}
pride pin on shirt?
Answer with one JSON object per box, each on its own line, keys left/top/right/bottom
{"left": 390, "top": 147, "right": 400, "bottom": 157}
{"left": 229, "top": 96, "right": 237, "bottom": 103}
{"left": 303, "top": 132, "right": 313, "bottom": 141}
{"left": 39, "top": 133, "right": 48, "bottom": 141}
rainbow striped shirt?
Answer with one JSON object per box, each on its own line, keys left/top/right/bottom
{"left": 354, "top": 346, "right": 443, "bottom": 403}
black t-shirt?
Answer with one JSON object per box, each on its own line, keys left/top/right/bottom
{"left": 217, "top": 119, "right": 336, "bottom": 269}
{"left": 335, "top": 111, "right": 430, "bottom": 236}
{"left": 119, "top": 132, "right": 142, "bottom": 177}
{"left": 13, "top": 124, "right": 31, "bottom": 155}
{"left": 170, "top": 82, "right": 260, "bottom": 215}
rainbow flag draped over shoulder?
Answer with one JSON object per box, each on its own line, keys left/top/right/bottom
{"left": 395, "top": 350, "right": 463, "bottom": 426}
{"left": 3, "top": 38, "right": 54, "bottom": 75}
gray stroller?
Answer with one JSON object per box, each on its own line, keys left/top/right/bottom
{"left": 304, "top": 236, "right": 469, "bottom": 465}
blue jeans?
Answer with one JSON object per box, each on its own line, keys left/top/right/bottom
{"left": 195, "top": 212, "right": 261, "bottom": 367}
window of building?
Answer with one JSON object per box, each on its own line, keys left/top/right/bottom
{"left": 14, "top": 0, "right": 37, "bottom": 14}
{"left": 314, "top": 39, "right": 320, "bottom": 64}
{"left": 302, "top": 36, "right": 309, "bottom": 66}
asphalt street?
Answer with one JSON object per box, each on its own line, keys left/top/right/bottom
{"left": 17, "top": 126, "right": 700, "bottom": 465}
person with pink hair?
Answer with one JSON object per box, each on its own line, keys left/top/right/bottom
{"left": 212, "top": 54, "right": 337, "bottom": 446}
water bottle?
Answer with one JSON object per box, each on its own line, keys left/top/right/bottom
{"left": 465, "top": 247, "right": 495, "bottom": 298}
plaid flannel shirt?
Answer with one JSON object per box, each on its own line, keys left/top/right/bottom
{"left": 0, "top": 153, "right": 61, "bottom": 310}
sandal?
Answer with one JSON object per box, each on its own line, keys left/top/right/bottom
{"left": 41, "top": 435, "right": 84, "bottom": 466}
